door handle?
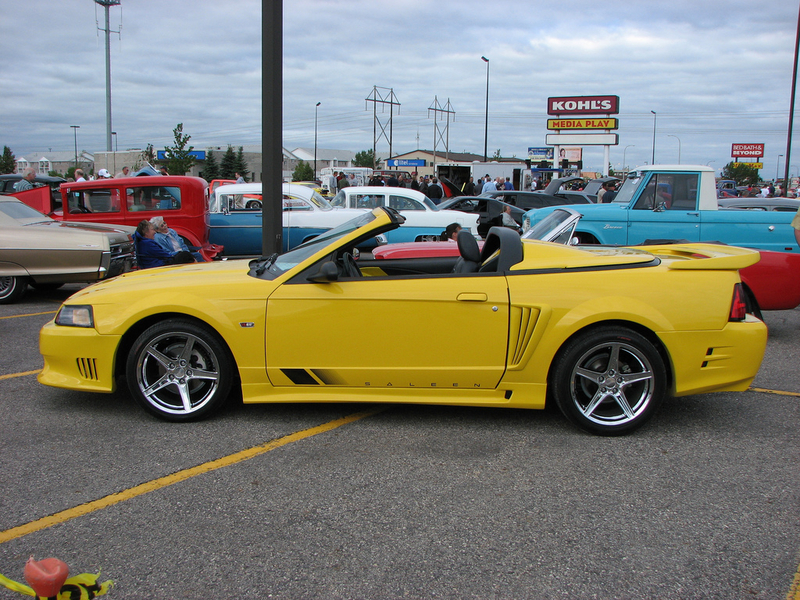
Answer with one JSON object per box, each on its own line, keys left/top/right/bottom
{"left": 457, "top": 292, "right": 488, "bottom": 302}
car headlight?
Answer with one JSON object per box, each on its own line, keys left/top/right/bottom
{"left": 55, "top": 305, "right": 95, "bottom": 328}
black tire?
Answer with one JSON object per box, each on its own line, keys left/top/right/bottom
{"left": 126, "top": 319, "right": 234, "bottom": 422}
{"left": 551, "top": 326, "right": 666, "bottom": 435}
{"left": 0, "top": 276, "right": 28, "bottom": 304}
{"left": 245, "top": 200, "right": 262, "bottom": 209}
{"left": 30, "top": 282, "right": 64, "bottom": 291}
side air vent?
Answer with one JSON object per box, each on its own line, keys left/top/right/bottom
{"left": 508, "top": 306, "right": 540, "bottom": 368}
{"left": 76, "top": 358, "right": 98, "bottom": 380}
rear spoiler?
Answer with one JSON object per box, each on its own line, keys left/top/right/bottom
{"left": 634, "top": 243, "right": 761, "bottom": 271}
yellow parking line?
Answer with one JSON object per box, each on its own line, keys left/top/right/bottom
{"left": 787, "top": 566, "right": 800, "bottom": 600}
{"left": 750, "top": 387, "right": 800, "bottom": 398}
{"left": 0, "top": 408, "right": 385, "bottom": 545}
{"left": 0, "top": 310, "right": 56, "bottom": 320}
{"left": 0, "top": 370, "right": 41, "bottom": 381}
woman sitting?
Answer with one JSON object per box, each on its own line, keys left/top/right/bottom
{"left": 150, "top": 216, "right": 205, "bottom": 262}
{"left": 133, "top": 220, "right": 195, "bottom": 268}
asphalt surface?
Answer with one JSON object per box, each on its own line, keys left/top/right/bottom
{"left": 0, "top": 284, "right": 798, "bottom": 599}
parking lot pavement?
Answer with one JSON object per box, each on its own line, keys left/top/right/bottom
{"left": 0, "top": 291, "right": 798, "bottom": 599}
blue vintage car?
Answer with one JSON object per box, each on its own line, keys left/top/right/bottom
{"left": 522, "top": 165, "right": 799, "bottom": 253}
{"left": 209, "top": 183, "right": 366, "bottom": 256}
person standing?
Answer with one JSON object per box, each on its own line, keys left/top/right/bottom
{"left": 426, "top": 177, "right": 443, "bottom": 204}
{"left": 387, "top": 173, "right": 399, "bottom": 187}
{"left": 463, "top": 177, "right": 476, "bottom": 196}
{"left": 115, "top": 166, "right": 130, "bottom": 178}
{"left": 482, "top": 175, "right": 496, "bottom": 194}
{"left": 74, "top": 169, "right": 86, "bottom": 182}
{"left": 503, "top": 177, "right": 514, "bottom": 190}
{"left": 337, "top": 173, "right": 350, "bottom": 191}
{"left": 13, "top": 167, "right": 36, "bottom": 192}
{"left": 235, "top": 172, "right": 246, "bottom": 184}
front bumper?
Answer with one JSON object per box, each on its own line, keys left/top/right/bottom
{"left": 39, "top": 321, "right": 121, "bottom": 393}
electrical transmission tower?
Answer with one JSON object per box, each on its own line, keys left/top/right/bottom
{"left": 365, "top": 86, "right": 400, "bottom": 169}
{"left": 428, "top": 96, "right": 455, "bottom": 173}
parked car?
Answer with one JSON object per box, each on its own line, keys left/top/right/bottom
{"left": 209, "top": 182, "right": 366, "bottom": 255}
{"left": 13, "top": 176, "right": 222, "bottom": 261}
{"left": 523, "top": 165, "right": 799, "bottom": 253}
{"left": 437, "top": 196, "right": 525, "bottom": 237}
{"left": 0, "top": 174, "right": 66, "bottom": 210}
{"left": 0, "top": 195, "right": 134, "bottom": 303}
{"left": 481, "top": 189, "right": 592, "bottom": 210}
{"left": 209, "top": 179, "right": 237, "bottom": 197}
{"left": 718, "top": 197, "right": 800, "bottom": 212}
{"left": 329, "top": 186, "right": 479, "bottom": 242}
{"left": 39, "top": 206, "right": 767, "bottom": 435}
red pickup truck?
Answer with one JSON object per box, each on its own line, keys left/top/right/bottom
{"left": 16, "top": 176, "right": 222, "bottom": 261}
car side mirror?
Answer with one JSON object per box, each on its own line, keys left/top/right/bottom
{"left": 654, "top": 201, "right": 667, "bottom": 212}
{"left": 308, "top": 261, "right": 339, "bottom": 283}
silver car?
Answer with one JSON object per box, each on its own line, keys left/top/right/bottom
{"left": 0, "top": 195, "right": 135, "bottom": 304}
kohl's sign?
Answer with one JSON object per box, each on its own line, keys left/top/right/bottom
{"left": 731, "top": 144, "right": 764, "bottom": 158}
{"left": 547, "top": 95, "right": 619, "bottom": 116}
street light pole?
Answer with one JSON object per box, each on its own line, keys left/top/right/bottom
{"left": 667, "top": 134, "right": 681, "bottom": 164}
{"left": 481, "top": 56, "right": 489, "bottom": 162}
{"left": 622, "top": 145, "right": 634, "bottom": 175}
{"left": 314, "top": 101, "right": 321, "bottom": 181}
{"left": 70, "top": 125, "right": 80, "bottom": 169}
{"left": 111, "top": 131, "right": 117, "bottom": 175}
{"left": 650, "top": 111, "right": 657, "bottom": 165}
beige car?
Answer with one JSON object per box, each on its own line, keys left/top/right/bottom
{"left": 0, "top": 195, "right": 135, "bottom": 304}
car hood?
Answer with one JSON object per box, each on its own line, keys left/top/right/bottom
{"left": 28, "top": 220, "right": 135, "bottom": 243}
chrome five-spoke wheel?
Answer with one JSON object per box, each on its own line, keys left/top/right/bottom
{"left": 126, "top": 320, "right": 233, "bottom": 421}
{"left": 552, "top": 327, "right": 666, "bottom": 435}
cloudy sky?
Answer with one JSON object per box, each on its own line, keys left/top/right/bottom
{"left": 2, "top": 0, "right": 799, "bottom": 175}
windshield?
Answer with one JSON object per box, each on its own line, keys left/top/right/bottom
{"left": 612, "top": 172, "right": 643, "bottom": 205}
{"left": 330, "top": 190, "right": 346, "bottom": 207}
{"left": 308, "top": 190, "right": 333, "bottom": 210}
{"left": 522, "top": 208, "right": 579, "bottom": 244}
{"left": 263, "top": 211, "right": 377, "bottom": 275}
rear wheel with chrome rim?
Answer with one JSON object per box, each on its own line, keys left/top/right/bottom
{"left": 551, "top": 326, "right": 666, "bottom": 435}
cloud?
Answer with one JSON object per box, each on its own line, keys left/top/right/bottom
{"left": 1, "top": 0, "right": 798, "bottom": 173}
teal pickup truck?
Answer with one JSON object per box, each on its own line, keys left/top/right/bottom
{"left": 522, "top": 165, "right": 798, "bottom": 253}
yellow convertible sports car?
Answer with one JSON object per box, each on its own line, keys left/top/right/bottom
{"left": 39, "top": 207, "right": 767, "bottom": 435}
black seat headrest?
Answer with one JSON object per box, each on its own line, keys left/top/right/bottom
{"left": 457, "top": 230, "right": 481, "bottom": 263}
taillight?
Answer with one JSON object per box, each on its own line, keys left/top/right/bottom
{"left": 729, "top": 283, "right": 747, "bottom": 321}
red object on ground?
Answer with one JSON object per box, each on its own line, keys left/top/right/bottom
{"left": 24, "top": 556, "right": 69, "bottom": 598}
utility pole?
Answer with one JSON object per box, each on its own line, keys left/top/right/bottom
{"left": 428, "top": 96, "right": 455, "bottom": 175}
{"left": 366, "top": 86, "right": 400, "bottom": 169}
{"left": 95, "top": 0, "right": 121, "bottom": 152}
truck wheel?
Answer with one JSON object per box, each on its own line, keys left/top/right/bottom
{"left": 0, "top": 276, "right": 28, "bottom": 304}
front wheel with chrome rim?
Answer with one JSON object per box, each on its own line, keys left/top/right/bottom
{"left": 551, "top": 326, "right": 666, "bottom": 435}
{"left": 126, "top": 319, "right": 234, "bottom": 421}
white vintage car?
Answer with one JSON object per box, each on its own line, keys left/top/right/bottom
{"left": 329, "top": 186, "right": 479, "bottom": 242}
{"left": 208, "top": 183, "right": 366, "bottom": 255}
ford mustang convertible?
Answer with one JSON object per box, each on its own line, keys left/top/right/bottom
{"left": 39, "top": 207, "right": 767, "bottom": 435}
